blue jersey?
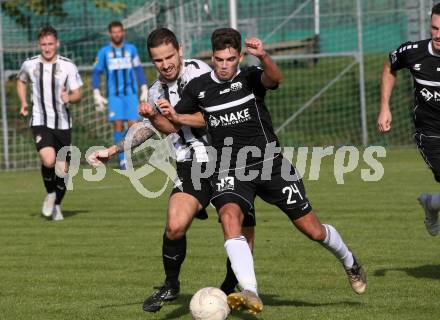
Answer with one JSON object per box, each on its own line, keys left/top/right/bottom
{"left": 92, "top": 42, "right": 146, "bottom": 97}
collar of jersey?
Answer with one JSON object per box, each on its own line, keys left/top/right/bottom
{"left": 38, "top": 54, "right": 59, "bottom": 64}
{"left": 159, "top": 59, "right": 187, "bottom": 86}
{"left": 428, "top": 41, "right": 440, "bottom": 57}
{"left": 210, "top": 67, "right": 241, "bottom": 84}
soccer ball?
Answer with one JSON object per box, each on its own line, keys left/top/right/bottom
{"left": 189, "top": 287, "right": 230, "bottom": 320}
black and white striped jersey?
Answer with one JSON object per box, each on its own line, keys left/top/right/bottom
{"left": 390, "top": 39, "right": 440, "bottom": 134}
{"left": 174, "top": 66, "right": 280, "bottom": 169}
{"left": 17, "top": 55, "right": 83, "bottom": 130}
{"left": 146, "top": 59, "right": 211, "bottom": 163}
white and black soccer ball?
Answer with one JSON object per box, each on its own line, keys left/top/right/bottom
{"left": 189, "top": 287, "right": 230, "bottom": 320}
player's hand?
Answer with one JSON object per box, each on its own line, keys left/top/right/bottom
{"left": 138, "top": 101, "right": 156, "bottom": 118}
{"left": 61, "top": 87, "right": 70, "bottom": 103}
{"left": 87, "top": 146, "right": 116, "bottom": 167}
{"left": 93, "top": 89, "right": 108, "bottom": 112}
{"left": 377, "top": 108, "right": 392, "bottom": 133}
{"left": 139, "top": 84, "right": 149, "bottom": 102}
{"left": 20, "top": 104, "right": 28, "bottom": 117}
{"left": 157, "top": 98, "right": 178, "bottom": 123}
{"left": 245, "top": 37, "right": 266, "bottom": 59}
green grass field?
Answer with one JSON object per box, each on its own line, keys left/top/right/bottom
{"left": 1, "top": 148, "right": 440, "bottom": 320}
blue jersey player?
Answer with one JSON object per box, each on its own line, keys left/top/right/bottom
{"left": 92, "top": 21, "right": 148, "bottom": 169}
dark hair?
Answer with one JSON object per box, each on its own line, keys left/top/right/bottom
{"left": 211, "top": 28, "right": 241, "bottom": 52}
{"left": 37, "top": 25, "right": 58, "bottom": 40}
{"left": 108, "top": 21, "right": 124, "bottom": 32}
{"left": 147, "top": 27, "right": 179, "bottom": 56}
{"left": 432, "top": 3, "right": 440, "bottom": 16}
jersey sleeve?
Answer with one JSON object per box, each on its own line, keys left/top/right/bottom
{"left": 245, "top": 66, "right": 270, "bottom": 95}
{"left": 67, "top": 63, "right": 83, "bottom": 91}
{"left": 389, "top": 41, "right": 414, "bottom": 71}
{"left": 17, "top": 61, "right": 29, "bottom": 82}
{"left": 174, "top": 80, "right": 200, "bottom": 114}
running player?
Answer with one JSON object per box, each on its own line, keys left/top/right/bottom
{"left": 17, "top": 26, "right": 83, "bottom": 221}
{"left": 156, "top": 28, "right": 367, "bottom": 315}
{"left": 92, "top": 21, "right": 148, "bottom": 169}
{"left": 378, "top": 3, "right": 440, "bottom": 236}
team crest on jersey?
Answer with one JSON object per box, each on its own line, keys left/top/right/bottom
{"left": 216, "top": 176, "right": 234, "bottom": 192}
{"left": 35, "top": 135, "right": 42, "bottom": 144}
{"left": 231, "top": 82, "right": 242, "bottom": 91}
{"left": 108, "top": 51, "right": 115, "bottom": 59}
{"left": 209, "top": 115, "right": 221, "bottom": 127}
{"left": 33, "top": 68, "right": 40, "bottom": 78}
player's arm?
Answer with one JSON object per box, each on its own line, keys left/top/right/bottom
{"left": 157, "top": 98, "right": 205, "bottom": 129}
{"left": 92, "top": 49, "right": 108, "bottom": 111}
{"left": 65, "top": 64, "right": 83, "bottom": 104}
{"left": 16, "top": 79, "right": 28, "bottom": 117}
{"left": 88, "top": 121, "right": 156, "bottom": 166}
{"left": 138, "top": 100, "right": 180, "bottom": 134}
{"left": 378, "top": 61, "right": 397, "bottom": 133}
{"left": 245, "top": 37, "right": 283, "bottom": 88}
{"left": 61, "top": 87, "right": 82, "bottom": 104}
{"left": 16, "top": 62, "right": 29, "bottom": 116}
{"left": 132, "top": 46, "right": 148, "bottom": 101}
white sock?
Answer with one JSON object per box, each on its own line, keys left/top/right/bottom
{"left": 430, "top": 193, "right": 440, "bottom": 211}
{"left": 224, "top": 236, "right": 257, "bottom": 294}
{"left": 321, "top": 224, "right": 354, "bottom": 268}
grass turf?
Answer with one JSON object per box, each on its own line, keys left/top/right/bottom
{"left": 1, "top": 147, "right": 439, "bottom": 320}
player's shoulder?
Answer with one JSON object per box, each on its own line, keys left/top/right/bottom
{"left": 25, "top": 55, "right": 39, "bottom": 62}
{"left": 58, "top": 55, "right": 78, "bottom": 68}
{"left": 394, "top": 39, "right": 429, "bottom": 55}
{"left": 148, "top": 79, "right": 162, "bottom": 92}
{"left": 184, "top": 59, "right": 210, "bottom": 70}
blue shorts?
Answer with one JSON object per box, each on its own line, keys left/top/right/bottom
{"left": 108, "top": 94, "right": 140, "bottom": 122}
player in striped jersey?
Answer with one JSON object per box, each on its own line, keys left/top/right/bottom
{"left": 17, "top": 26, "right": 83, "bottom": 221}
{"left": 92, "top": 21, "right": 148, "bottom": 169}
{"left": 88, "top": 28, "right": 255, "bottom": 312}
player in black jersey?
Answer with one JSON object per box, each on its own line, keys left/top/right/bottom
{"left": 378, "top": 3, "right": 440, "bottom": 236}
{"left": 153, "top": 28, "right": 366, "bottom": 314}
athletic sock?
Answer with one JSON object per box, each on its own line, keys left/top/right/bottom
{"left": 224, "top": 236, "right": 257, "bottom": 294}
{"left": 113, "top": 131, "right": 125, "bottom": 163}
{"left": 163, "top": 233, "right": 186, "bottom": 288}
{"left": 320, "top": 224, "right": 354, "bottom": 268}
{"left": 430, "top": 192, "right": 440, "bottom": 211}
{"left": 54, "top": 176, "right": 66, "bottom": 205}
{"left": 41, "top": 165, "right": 55, "bottom": 193}
{"left": 220, "top": 258, "right": 239, "bottom": 293}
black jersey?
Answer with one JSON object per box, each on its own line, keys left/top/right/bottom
{"left": 390, "top": 39, "right": 440, "bottom": 134}
{"left": 174, "top": 66, "right": 280, "bottom": 170}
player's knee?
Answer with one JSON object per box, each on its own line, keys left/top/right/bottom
{"left": 306, "top": 225, "right": 326, "bottom": 242}
{"left": 165, "top": 223, "right": 186, "bottom": 240}
{"left": 42, "top": 158, "right": 56, "bottom": 168}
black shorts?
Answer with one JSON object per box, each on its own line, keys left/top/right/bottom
{"left": 171, "top": 161, "right": 212, "bottom": 209}
{"left": 210, "top": 154, "right": 312, "bottom": 221}
{"left": 414, "top": 131, "right": 440, "bottom": 182}
{"left": 31, "top": 126, "right": 71, "bottom": 153}
{"left": 170, "top": 161, "right": 256, "bottom": 227}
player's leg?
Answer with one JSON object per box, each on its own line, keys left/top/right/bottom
{"left": 50, "top": 129, "right": 72, "bottom": 221}
{"left": 108, "top": 95, "right": 126, "bottom": 169}
{"left": 414, "top": 132, "right": 440, "bottom": 235}
{"left": 33, "top": 126, "right": 57, "bottom": 217}
{"left": 258, "top": 155, "right": 366, "bottom": 294}
{"left": 221, "top": 216, "right": 255, "bottom": 295}
{"left": 143, "top": 192, "right": 202, "bottom": 312}
{"left": 211, "top": 176, "right": 262, "bottom": 314}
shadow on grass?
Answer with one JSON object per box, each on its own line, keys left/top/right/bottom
{"left": 99, "top": 293, "right": 361, "bottom": 319}
{"left": 30, "top": 210, "right": 89, "bottom": 219}
{"left": 374, "top": 264, "right": 440, "bottom": 280}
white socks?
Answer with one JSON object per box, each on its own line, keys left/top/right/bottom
{"left": 321, "top": 224, "right": 354, "bottom": 268}
{"left": 430, "top": 192, "right": 440, "bottom": 211}
{"left": 224, "top": 235, "right": 257, "bottom": 294}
